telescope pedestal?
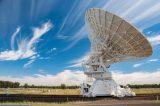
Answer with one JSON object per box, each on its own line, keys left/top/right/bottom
{"left": 89, "top": 79, "right": 123, "bottom": 97}
{"left": 81, "top": 69, "right": 135, "bottom": 97}
{"left": 81, "top": 78, "right": 135, "bottom": 97}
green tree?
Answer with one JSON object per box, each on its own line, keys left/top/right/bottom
{"left": 24, "top": 83, "right": 29, "bottom": 88}
{"left": 60, "top": 84, "right": 66, "bottom": 89}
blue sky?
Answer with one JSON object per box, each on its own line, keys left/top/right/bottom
{"left": 0, "top": 0, "right": 159, "bottom": 85}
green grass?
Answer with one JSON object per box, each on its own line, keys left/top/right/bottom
{"left": 132, "top": 88, "right": 160, "bottom": 94}
{"left": 0, "top": 88, "right": 159, "bottom": 106}
{"left": 0, "top": 88, "right": 159, "bottom": 95}
{"left": 0, "top": 88, "right": 80, "bottom": 95}
{"left": 0, "top": 100, "right": 160, "bottom": 106}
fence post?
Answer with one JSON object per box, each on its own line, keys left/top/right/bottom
{"left": 67, "top": 97, "right": 68, "bottom": 102}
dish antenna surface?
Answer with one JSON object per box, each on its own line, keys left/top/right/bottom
{"left": 81, "top": 8, "right": 152, "bottom": 97}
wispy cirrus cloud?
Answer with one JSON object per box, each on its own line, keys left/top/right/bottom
{"left": 63, "top": 26, "right": 87, "bottom": 51}
{"left": 38, "top": 69, "right": 47, "bottom": 74}
{"left": 47, "top": 47, "right": 57, "bottom": 54}
{"left": 148, "top": 59, "right": 159, "bottom": 62}
{"left": 133, "top": 58, "right": 159, "bottom": 68}
{"left": 23, "top": 54, "right": 40, "bottom": 68}
{"left": 147, "top": 35, "right": 160, "bottom": 46}
{"left": 131, "top": 3, "right": 160, "bottom": 23}
{"left": 132, "top": 3, "right": 160, "bottom": 29}
{"left": 56, "top": 0, "right": 91, "bottom": 35}
{"left": 56, "top": 34, "right": 68, "bottom": 40}
{"left": 27, "top": 21, "right": 52, "bottom": 50}
{"left": 11, "top": 27, "right": 21, "bottom": 50}
{"left": 0, "top": 21, "right": 53, "bottom": 68}
{"left": 56, "top": 0, "right": 94, "bottom": 51}
{"left": 120, "top": 0, "right": 145, "bottom": 18}
{"left": 61, "top": 0, "right": 160, "bottom": 51}
{"left": 133, "top": 63, "right": 144, "bottom": 68}
{"left": 102, "top": 0, "right": 160, "bottom": 30}
{"left": 67, "top": 52, "right": 89, "bottom": 68}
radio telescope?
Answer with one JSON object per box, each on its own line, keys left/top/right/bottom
{"left": 81, "top": 8, "right": 152, "bottom": 97}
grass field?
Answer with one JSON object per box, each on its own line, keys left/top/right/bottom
{"left": 0, "top": 88, "right": 159, "bottom": 106}
{"left": 0, "top": 88, "right": 80, "bottom": 95}
{"left": 132, "top": 88, "right": 160, "bottom": 94}
{"left": 0, "top": 88, "right": 160, "bottom": 95}
{"left": 0, "top": 100, "right": 160, "bottom": 106}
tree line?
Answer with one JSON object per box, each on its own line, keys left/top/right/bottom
{"left": 0, "top": 81, "right": 79, "bottom": 89}
{"left": 23, "top": 83, "right": 79, "bottom": 89}
{"left": 0, "top": 80, "right": 159, "bottom": 88}
{"left": 0, "top": 81, "right": 20, "bottom": 88}
{"left": 127, "top": 84, "right": 160, "bottom": 88}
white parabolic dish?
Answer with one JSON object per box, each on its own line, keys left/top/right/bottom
{"left": 81, "top": 8, "right": 153, "bottom": 97}
{"left": 85, "top": 8, "right": 152, "bottom": 63}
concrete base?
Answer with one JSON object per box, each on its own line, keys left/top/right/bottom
{"left": 81, "top": 79, "right": 135, "bottom": 97}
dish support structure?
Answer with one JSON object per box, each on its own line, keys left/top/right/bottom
{"left": 80, "top": 54, "right": 135, "bottom": 97}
